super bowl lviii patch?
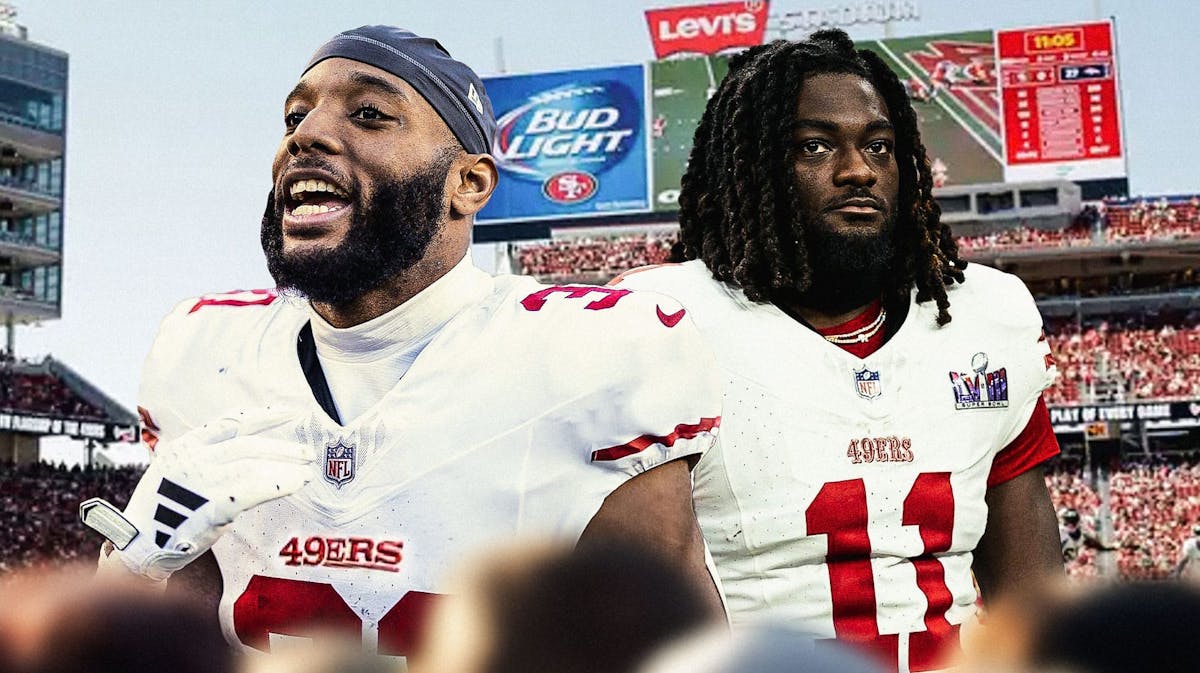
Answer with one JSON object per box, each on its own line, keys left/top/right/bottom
{"left": 949, "top": 352, "right": 1009, "bottom": 410}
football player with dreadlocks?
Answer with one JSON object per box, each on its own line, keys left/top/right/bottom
{"left": 615, "top": 30, "right": 1063, "bottom": 672}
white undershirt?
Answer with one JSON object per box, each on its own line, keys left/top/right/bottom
{"left": 308, "top": 255, "right": 491, "bottom": 424}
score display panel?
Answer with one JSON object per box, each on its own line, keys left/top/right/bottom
{"left": 997, "top": 20, "right": 1126, "bottom": 183}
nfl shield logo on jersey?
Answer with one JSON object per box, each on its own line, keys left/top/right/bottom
{"left": 853, "top": 367, "right": 882, "bottom": 400}
{"left": 324, "top": 441, "right": 356, "bottom": 489}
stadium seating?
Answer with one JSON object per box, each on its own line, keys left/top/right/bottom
{"left": 1048, "top": 456, "right": 1200, "bottom": 580}
{"left": 1104, "top": 197, "right": 1200, "bottom": 242}
{"left": 0, "top": 462, "right": 138, "bottom": 572}
{"left": 0, "top": 356, "right": 107, "bottom": 420}
{"left": 1045, "top": 317, "right": 1200, "bottom": 404}
{"left": 955, "top": 222, "right": 1093, "bottom": 253}
{"left": 514, "top": 196, "right": 1200, "bottom": 284}
{"left": 515, "top": 231, "right": 678, "bottom": 281}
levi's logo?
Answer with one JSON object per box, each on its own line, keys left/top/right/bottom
{"left": 644, "top": 1, "right": 769, "bottom": 59}
{"left": 279, "top": 536, "right": 404, "bottom": 573}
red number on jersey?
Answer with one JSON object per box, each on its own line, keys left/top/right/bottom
{"left": 806, "top": 473, "right": 959, "bottom": 673}
{"left": 233, "top": 575, "right": 360, "bottom": 649}
{"left": 904, "top": 473, "right": 961, "bottom": 672}
{"left": 806, "top": 480, "right": 899, "bottom": 664}
{"left": 188, "top": 289, "right": 277, "bottom": 314}
{"left": 520, "top": 285, "right": 632, "bottom": 311}
{"left": 232, "top": 574, "right": 438, "bottom": 656}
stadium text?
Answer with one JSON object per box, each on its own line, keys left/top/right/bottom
{"left": 498, "top": 108, "right": 634, "bottom": 161}
{"left": 279, "top": 536, "right": 405, "bottom": 573}
{"left": 767, "top": 0, "right": 919, "bottom": 37}
{"left": 0, "top": 412, "right": 134, "bottom": 442}
{"left": 1048, "top": 402, "right": 1200, "bottom": 430}
{"left": 846, "top": 436, "right": 914, "bottom": 464}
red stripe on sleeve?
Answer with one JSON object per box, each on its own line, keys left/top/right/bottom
{"left": 138, "top": 406, "right": 160, "bottom": 452}
{"left": 591, "top": 416, "right": 721, "bottom": 462}
{"left": 987, "top": 396, "right": 1059, "bottom": 488}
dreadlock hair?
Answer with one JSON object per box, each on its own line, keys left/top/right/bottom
{"left": 675, "top": 29, "right": 966, "bottom": 325}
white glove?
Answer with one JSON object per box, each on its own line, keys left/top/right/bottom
{"left": 80, "top": 409, "right": 315, "bottom": 582}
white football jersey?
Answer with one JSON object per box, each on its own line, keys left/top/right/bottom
{"left": 1182, "top": 538, "right": 1200, "bottom": 579}
{"left": 138, "top": 274, "right": 722, "bottom": 657}
{"left": 617, "top": 260, "right": 1056, "bottom": 673}
{"left": 1060, "top": 525, "right": 1085, "bottom": 562}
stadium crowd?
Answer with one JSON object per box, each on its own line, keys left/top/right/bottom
{"left": 514, "top": 196, "right": 1200, "bottom": 279}
{"left": 0, "top": 462, "right": 136, "bottom": 572}
{"left": 1045, "top": 315, "right": 1200, "bottom": 404}
{"left": 515, "top": 231, "right": 677, "bottom": 281}
{"left": 1047, "top": 455, "right": 1200, "bottom": 580}
{"left": 1105, "top": 196, "right": 1200, "bottom": 242}
{"left": 954, "top": 222, "right": 1093, "bottom": 253}
{"left": 0, "top": 356, "right": 106, "bottom": 420}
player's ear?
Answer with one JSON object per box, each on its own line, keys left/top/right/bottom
{"left": 450, "top": 153, "right": 498, "bottom": 218}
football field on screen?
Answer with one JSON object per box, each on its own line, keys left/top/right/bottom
{"left": 649, "top": 30, "right": 1004, "bottom": 213}
{"left": 861, "top": 29, "right": 1004, "bottom": 186}
{"left": 650, "top": 54, "right": 731, "bottom": 213}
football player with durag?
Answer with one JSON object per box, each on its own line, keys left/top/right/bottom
{"left": 81, "top": 25, "right": 724, "bottom": 662}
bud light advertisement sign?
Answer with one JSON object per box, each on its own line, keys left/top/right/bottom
{"left": 478, "top": 64, "right": 650, "bottom": 223}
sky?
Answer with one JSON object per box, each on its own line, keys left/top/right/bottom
{"left": 14, "top": 0, "right": 1200, "bottom": 463}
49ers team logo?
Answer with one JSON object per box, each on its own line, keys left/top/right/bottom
{"left": 279, "top": 535, "right": 404, "bottom": 573}
{"left": 543, "top": 171, "right": 598, "bottom": 203}
{"left": 324, "top": 441, "right": 356, "bottom": 488}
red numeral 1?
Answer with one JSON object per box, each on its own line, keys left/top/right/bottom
{"left": 806, "top": 474, "right": 959, "bottom": 673}
{"left": 904, "top": 472, "right": 960, "bottom": 671}
{"left": 806, "top": 480, "right": 900, "bottom": 666}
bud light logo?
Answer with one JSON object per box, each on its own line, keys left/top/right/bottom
{"left": 479, "top": 64, "right": 649, "bottom": 223}
{"left": 544, "top": 171, "right": 597, "bottom": 203}
{"left": 494, "top": 80, "right": 641, "bottom": 182}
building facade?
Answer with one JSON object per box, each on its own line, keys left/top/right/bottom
{"left": 0, "top": 28, "right": 64, "bottom": 333}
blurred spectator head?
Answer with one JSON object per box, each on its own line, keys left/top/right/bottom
{"left": 1027, "top": 581, "right": 1200, "bottom": 673}
{"left": 414, "top": 540, "right": 714, "bottom": 673}
{"left": 242, "top": 639, "right": 401, "bottom": 673}
{"left": 0, "top": 566, "right": 232, "bottom": 673}
{"left": 638, "top": 625, "right": 884, "bottom": 673}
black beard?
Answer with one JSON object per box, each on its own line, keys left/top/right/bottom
{"left": 261, "top": 153, "right": 454, "bottom": 307}
{"left": 789, "top": 212, "right": 896, "bottom": 316}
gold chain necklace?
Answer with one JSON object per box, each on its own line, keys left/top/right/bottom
{"left": 823, "top": 308, "right": 887, "bottom": 344}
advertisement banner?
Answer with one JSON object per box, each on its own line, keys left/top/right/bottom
{"left": 0, "top": 412, "right": 137, "bottom": 443}
{"left": 1049, "top": 400, "right": 1200, "bottom": 433}
{"left": 645, "top": 1, "right": 770, "bottom": 59}
{"left": 997, "top": 20, "right": 1125, "bottom": 183}
{"left": 478, "top": 64, "right": 650, "bottom": 224}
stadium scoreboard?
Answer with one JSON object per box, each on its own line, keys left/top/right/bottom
{"left": 998, "top": 21, "right": 1125, "bottom": 183}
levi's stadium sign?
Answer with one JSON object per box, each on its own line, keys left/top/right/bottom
{"left": 645, "top": 1, "right": 770, "bottom": 59}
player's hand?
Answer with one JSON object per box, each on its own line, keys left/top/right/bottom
{"left": 80, "top": 410, "right": 314, "bottom": 582}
